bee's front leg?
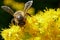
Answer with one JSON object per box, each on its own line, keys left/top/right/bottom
{"left": 11, "top": 19, "right": 18, "bottom": 25}
{"left": 14, "top": 18, "right": 19, "bottom": 25}
{"left": 11, "top": 19, "right": 15, "bottom": 25}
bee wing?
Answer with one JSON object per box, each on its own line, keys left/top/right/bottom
{"left": 24, "top": 0, "right": 33, "bottom": 13}
{"left": 1, "top": 6, "right": 14, "bottom": 15}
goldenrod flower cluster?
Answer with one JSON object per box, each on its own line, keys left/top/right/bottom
{"left": 1, "top": 0, "right": 60, "bottom": 40}
{"left": 1, "top": 8, "right": 60, "bottom": 40}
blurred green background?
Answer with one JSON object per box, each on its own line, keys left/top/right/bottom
{"left": 0, "top": 0, "right": 60, "bottom": 40}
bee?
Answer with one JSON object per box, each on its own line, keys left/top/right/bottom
{"left": 1, "top": 0, "right": 33, "bottom": 27}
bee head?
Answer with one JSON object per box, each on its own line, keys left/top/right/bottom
{"left": 14, "top": 11, "right": 25, "bottom": 21}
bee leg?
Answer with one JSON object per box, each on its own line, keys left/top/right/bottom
{"left": 11, "top": 19, "right": 15, "bottom": 25}
{"left": 26, "top": 13, "right": 32, "bottom": 17}
{"left": 11, "top": 19, "right": 18, "bottom": 26}
{"left": 14, "top": 21, "right": 18, "bottom": 26}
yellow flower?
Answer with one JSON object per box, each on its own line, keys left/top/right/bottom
{"left": 1, "top": 7, "right": 60, "bottom": 40}
{"left": 1, "top": 0, "right": 60, "bottom": 40}
{"left": 12, "top": 2, "right": 24, "bottom": 11}
{"left": 4, "top": 0, "right": 14, "bottom": 5}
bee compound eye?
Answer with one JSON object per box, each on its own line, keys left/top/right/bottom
{"left": 17, "top": 15, "right": 24, "bottom": 21}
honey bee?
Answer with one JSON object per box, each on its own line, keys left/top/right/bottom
{"left": 1, "top": 0, "right": 33, "bottom": 27}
